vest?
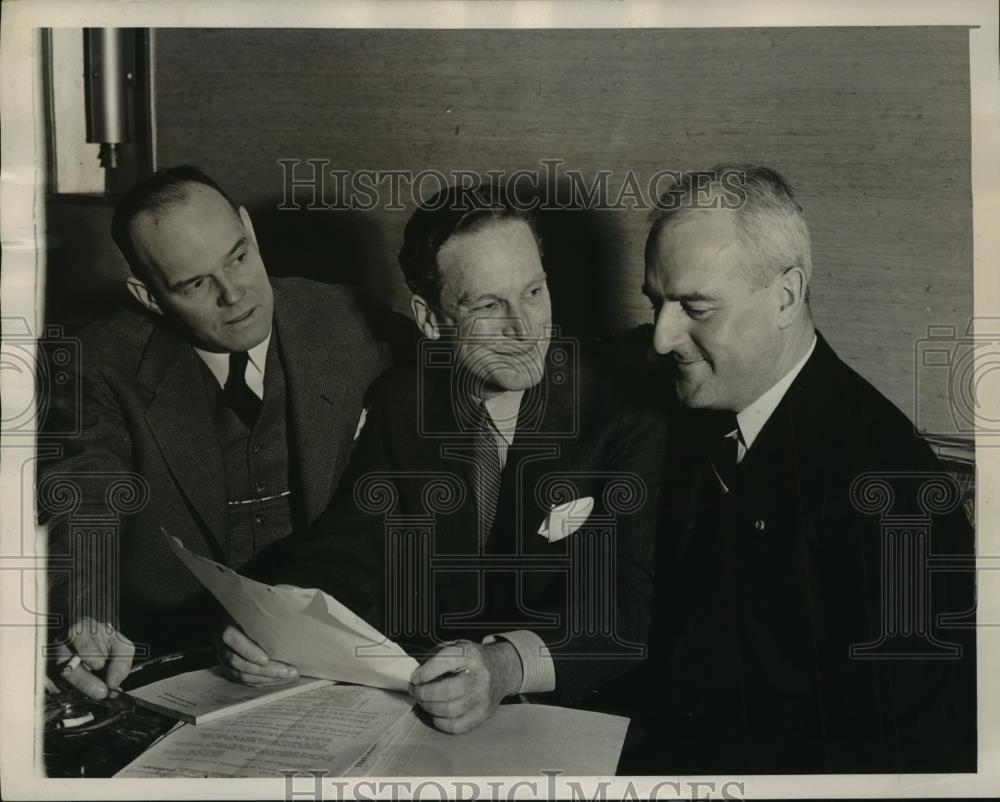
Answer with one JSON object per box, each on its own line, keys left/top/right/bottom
{"left": 199, "top": 335, "right": 296, "bottom": 573}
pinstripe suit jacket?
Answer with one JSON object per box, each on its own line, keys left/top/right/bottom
{"left": 41, "top": 278, "right": 388, "bottom": 656}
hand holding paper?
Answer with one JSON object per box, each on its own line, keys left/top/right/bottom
{"left": 408, "top": 639, "right": 523, "bottom": 734}
{"left": 215, "top": 621, "right": 300, "bottom": 686}
{"left": 165, "top": 533, "right": 418, "bottom": 691}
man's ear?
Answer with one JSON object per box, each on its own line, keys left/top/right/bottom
{"left": 410, "top": 295, "right": 442, "bottom": 339}
{"left": 775, "top": 266, "right": 807, "bottom": 329}
{"left": 126, "top": 276, "right": 163, "bottom": 315}
{"left": 238, "top": 206, "right": 259, "bottom": 249}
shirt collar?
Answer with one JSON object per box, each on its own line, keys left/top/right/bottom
{"left": 193, "top": 331, "right": 272, "bottom": 388}
{"left": 736, "top": 333, "right": 817, "bottom": 452}
{"left": 483, "top": 390, "right": 524, "bottom": 446}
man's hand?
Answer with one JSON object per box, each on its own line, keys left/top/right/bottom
{"left": 214, "top": 622, "right": 300, "bottom": 686}
{"left": 51, "top": 617, "right": 135, "bottom": 699}
{"left": 408, "top": 639, "right": 523, "bottom": 734}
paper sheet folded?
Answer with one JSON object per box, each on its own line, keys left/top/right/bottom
{"left": 166, "top": 534, "right": 418, "bottom": 691}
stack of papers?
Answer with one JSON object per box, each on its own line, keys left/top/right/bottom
{"left": 117, "top": 684, "right": 414, "bottom": 777}
{"left": 129, "top": 667, "right": 332, "bottom": 724}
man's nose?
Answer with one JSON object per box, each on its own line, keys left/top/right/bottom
{"left": 215, "top": 272, "right": 246, "bottom": 307}
{"left": 502, "top": 311, "right": 530, "bottom": 340}
{"left": 652, "top": 302, "right": 689, "bottom": 355}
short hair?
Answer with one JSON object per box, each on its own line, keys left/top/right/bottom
{"left": 646, "top": 164, "right": 812, "bottom": 288}
{"left": 111, "top": 165, "right": 240, "bottom": 284}
{"left": 398, "top": 183, "right": 542, "bottom": 307}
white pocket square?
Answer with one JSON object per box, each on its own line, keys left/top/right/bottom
{"left": 537, "top": 496, "right": 595, "bottom": 543}
{"left": 353, "top": 407, "right": 368, "bottom": 440}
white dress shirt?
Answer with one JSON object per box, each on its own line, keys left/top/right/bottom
{"left": 482, "top": 389, "right": 523, "bottom": 467}
{"left": 194, "top": 333, "right": 271, "bottom": 400}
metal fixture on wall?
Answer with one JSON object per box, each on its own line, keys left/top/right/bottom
{"left": 43, "top": 27, "right": 153, "bottom": 195}
{"left": 83, "top": 28, "right": 133, "bottom": 171}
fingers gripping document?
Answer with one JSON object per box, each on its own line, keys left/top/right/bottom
{"left": 165, "top": 534, "right": 418, "bottom": 690}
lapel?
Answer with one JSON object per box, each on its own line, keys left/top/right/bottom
{"left": 735, "top": 335, "right": 831, "bottom": 500}
{"left": 138, "top": 321, "right": 228, "bottom": 547}
{"left": 272, "top": 286, "right": 350, "bottom": 526}
{"left": 498, "top": 361, "right": 578, "bottom": 555}
{"left": 666, "top": 406, "right": 737, "bottom": 568}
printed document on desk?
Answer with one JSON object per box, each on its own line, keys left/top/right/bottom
{"left": 129, "top": 667, "right": 332, "bottom": 724}
{"left": 117, "top": 684, "right": 413, "bottom": 778}
{"left": 117, "top": 686, "right": 630, "bottom": 778}
{"left": 165, "top": 533, "right": 418, "bottom": 691}
{"left": 346, "top": 704, "right": 630, "bottom": 776}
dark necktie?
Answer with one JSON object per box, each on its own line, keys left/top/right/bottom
{"left": 469, "top": 401, "right": 502, "bottom": 548}
{"left": 222, "top": 351, "right": 262, "bottom": 430}
{"left": 709, "top": 411, "right": 741, "bottom": 494}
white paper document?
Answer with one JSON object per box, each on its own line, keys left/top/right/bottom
{"left": 118, "top": 684, "right": 629, "bottom": 778}
{"left": 165, "top": 534, "right": 418, "bottom": 690}
{"left": 129, "top": 667, "right": 332, "bottom": 724}
{"left": 345, "top": 703, "right": 630, "bottom": 776}
{"left": 117, "top": 684, "right": 414, "bottom": 778}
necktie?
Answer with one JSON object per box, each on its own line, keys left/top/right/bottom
{"left": 709, "top": 411, "right": 741, "bottom": 493}
{"left": 222, "top": 351, "right": 262, "bottom": 430}
{"left": 469, "top": 401, "right": 502, "bottom": 548}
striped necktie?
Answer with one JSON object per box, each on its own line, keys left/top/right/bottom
{"left": 469, "top": 400, "right": 503, "bottom": 547}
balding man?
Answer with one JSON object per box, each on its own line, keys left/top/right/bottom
{"left": 626, "top": 165, "right": 976, "bottom": 773}
{"left": 42, "top": 166, "right": 387, "bottom": 699}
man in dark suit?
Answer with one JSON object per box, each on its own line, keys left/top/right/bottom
{"left": 626, "top": 165, "right": 976, "bottom": 773}
{"left": 42, "top": 166, "right": 386, "bottom": 699}
{"left": 218, "top": 184, "right": 664, "bottom": 733}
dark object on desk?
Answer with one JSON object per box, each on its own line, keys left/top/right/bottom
{"left": 46, "top": 689, "right": 133, "bottom": 736}
{"left": 44, "top": 648, "right": 216, "bottom": 777}
{"left": 44, "top": 692, "right": 175, "bottom": 778}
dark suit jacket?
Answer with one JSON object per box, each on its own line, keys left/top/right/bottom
{"left": 41, "top": 278, "right": 387, "bottom": 655}
{"left": 623, "top": 331, "right": 976, "bottom": 774}
{"left": 281, "top": 349, "right": 666, "bottom": 705}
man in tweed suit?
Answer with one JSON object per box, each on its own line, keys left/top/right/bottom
{"left": 42, "top": 166, "right": 386, "bottom": 699}
{"left": 218, "top": 184, "right": 664, "bottom": 734}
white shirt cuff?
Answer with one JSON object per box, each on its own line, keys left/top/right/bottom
{"left": 482, "top": 630, "right": 556, "bottom": 694}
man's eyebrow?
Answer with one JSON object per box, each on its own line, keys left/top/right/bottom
{"left": 642, "top": 285, "right": 717, "bottom": 303}
{"left": 669, "top": 291, "right": 717, "bottom": 303}
{"left": 457, "top": 291, "right": 500, "bottom": 307}
{"left": 168, "top": 237, "right": 248, "bottom": 290}
{"left": 226, "top": 236, "right": 248, "bottom": 259}
{"left": 168, "top": 274, "right": 207, "bottom": 292}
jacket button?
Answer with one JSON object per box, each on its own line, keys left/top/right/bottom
{"left": 255, "top": 480, "right": 265, "bottom": 494}
{"left": 754, "top": 519, "right": 766, "bottom": 532}
{"left": 254, "top": 513, "right": 266, "bottom": 525}
{"left": 252, "top": 444, "right": 263, "bottom": 454}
